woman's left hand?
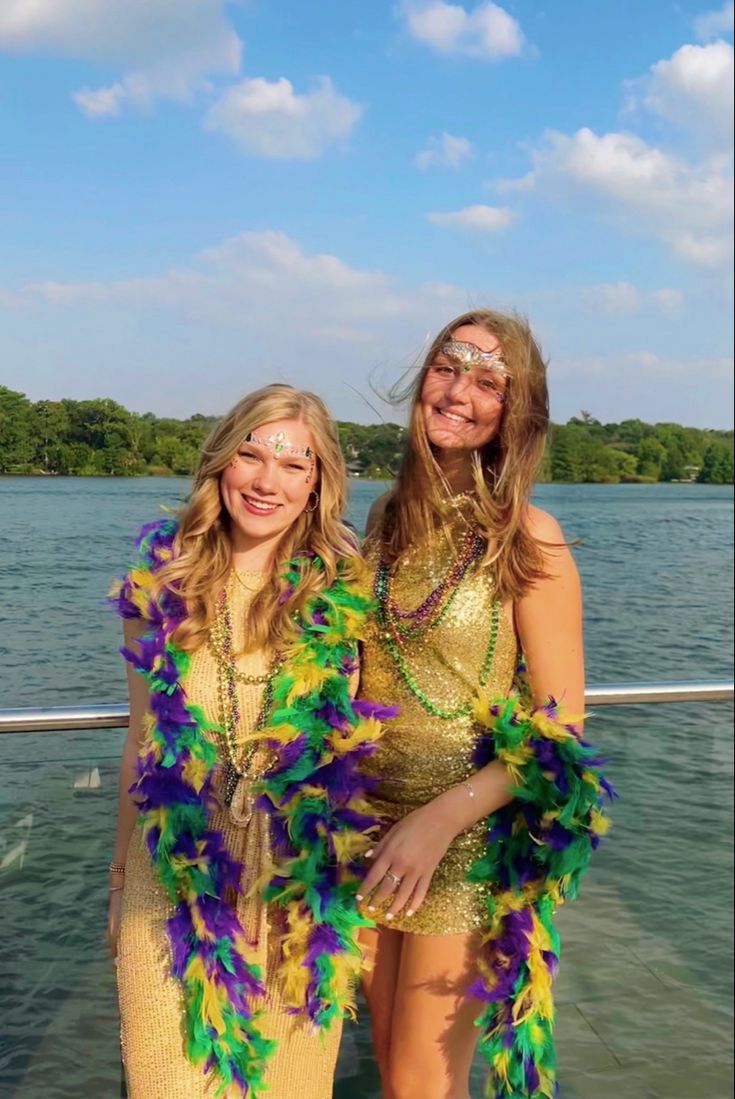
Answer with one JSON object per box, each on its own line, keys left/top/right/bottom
{"left": 356, "top": 802, "right": 459, "bottom": 919}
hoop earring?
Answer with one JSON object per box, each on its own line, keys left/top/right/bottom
{"left": 305, "top": 490, "right": 320, "bottom": 513}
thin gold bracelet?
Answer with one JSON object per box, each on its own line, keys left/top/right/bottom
{"left": 109, "top": 885, "right": 124, "bottom": 893}
{"left": 108, "top": 862, "right": 126, "bottom": 874}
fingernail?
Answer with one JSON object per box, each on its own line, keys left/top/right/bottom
{"left": 365, "top": 849, "right": 374, "bottom": 858}
{"left": 385, "top": 913, "right": 394, "bottom": 921}
{"left": 406, "top": 910, "right": 414, "bottom": 917}
{"left": 355, "top": 894, "right": 363, "bottom": 902}
{"left": 367, "top": 905, "right": 375, "bottom": 913}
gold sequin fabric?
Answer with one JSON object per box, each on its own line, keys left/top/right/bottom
{"left": 117, "top": 573, "right": 341, "bottom": 1099}
{"left": 358, "top": 518, "right": 518, "bottom": 935}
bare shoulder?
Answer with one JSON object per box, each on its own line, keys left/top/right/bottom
{"left": 365, "top": 490, "right": 393, "bottom": 537}
{"left": 523, "top": 504, "right": 578, "bottom": 578}
{"left": 524, "top": 503, "right": 566, "bottom": 544}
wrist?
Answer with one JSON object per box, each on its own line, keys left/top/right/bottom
{"left": 428, "top": 785, "right": 475, "bottom": 837}
{"left": 109, "top": 860, "right": 126, "bottom": 889}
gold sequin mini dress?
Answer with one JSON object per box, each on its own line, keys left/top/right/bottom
{"left": 116, "top": 575, "right": 342, "bottom": 1099}
{"left": 359, "top": 521, "right": 518, "bottom": 936}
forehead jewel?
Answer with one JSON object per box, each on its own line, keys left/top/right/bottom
{"left": 441, "top": 337, "right": 509, "bottom": 375}
{"left": 245, "top": 430, "right": 313, "bottom": 458}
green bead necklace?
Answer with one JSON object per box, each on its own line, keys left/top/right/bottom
{"left": 376, "top": 572, "right": 502, "bottom": 720}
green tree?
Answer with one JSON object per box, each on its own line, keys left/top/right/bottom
{"left": 634, "top": 437, "right": 667, "bottom": 480}
{"left": 698, "top": 442, "right": 734, "bottom": 484}
{"left": 31, "top": 400, "right": 71, "bottom": 472}
{"left": 0, "top": 387, "right": 35, "bottom": 472}
{"left": 550, "top": 425, "right": 584, "bottom": 482}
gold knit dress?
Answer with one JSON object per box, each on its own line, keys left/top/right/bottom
{"left": 359, "top": 518, "right": 518, "bottom": 935}
{"left": 117, "top": 572, "right": 342, "bottom": 1099}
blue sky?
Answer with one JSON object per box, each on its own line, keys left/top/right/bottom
{"left": 1, "top": 0, "right": 733, "bottom": 427}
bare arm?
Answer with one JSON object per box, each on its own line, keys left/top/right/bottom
{"left": 515, "top": 506, "right": 584, "bottom": 713}
{"left": 108, "top": 616, "right": 151, "bottom": 953}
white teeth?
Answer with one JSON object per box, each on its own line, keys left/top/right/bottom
{"left": 439, "top": 408, "right": 471, "bottom": 424}
{"left": 244, "top": 496, "right": 278, "bottom": 512}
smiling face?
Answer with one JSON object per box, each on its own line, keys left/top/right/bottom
{"left": 219, "top": 417, "right": 317, "bottom": 550}
{"left": 420, "top": 323, "right": 508, "bottom": 453}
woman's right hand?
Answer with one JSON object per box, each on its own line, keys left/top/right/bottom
{"left": 107, "top": 888, "right": 124, "bottom": 961}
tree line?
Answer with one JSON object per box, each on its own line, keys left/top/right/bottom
{"left": 0, "top": 387, "right": 732, "bottom": 484}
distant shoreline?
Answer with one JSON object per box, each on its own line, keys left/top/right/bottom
{"left": 2, "top": 472, "right": 727, "bottom": 486}
{"left": 1, "top": 385, "right": 733, "bottom": 483}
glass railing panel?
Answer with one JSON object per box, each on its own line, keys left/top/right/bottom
{"left": 1, "top": 704, "right": 733, "bottom": 1099}
{"left": 1, "top": 730, "right": 126, "bottom": 1099}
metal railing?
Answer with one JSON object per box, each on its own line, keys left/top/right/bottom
{"left": 0, "top": 680, "right": 732, "bottom": 734}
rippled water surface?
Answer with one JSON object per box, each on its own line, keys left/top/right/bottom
{"left": 0, "top": 478, "right": 733, "bottom": 1098}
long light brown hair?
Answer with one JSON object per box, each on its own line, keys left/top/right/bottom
{"left": 378, "top": 309, "right": 550, "bottom": 600}
{"left": 155, "top": 384, "right": 360, "bottom": 652}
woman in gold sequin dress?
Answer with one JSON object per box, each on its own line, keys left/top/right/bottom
{"left": 356, "top": 310, "right": 600, "bottom": 1099}
{"left": 107, "top": 385, "right": 383, "bottom": 1099}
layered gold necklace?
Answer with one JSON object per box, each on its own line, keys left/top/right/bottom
{"left": 209, "top": 573, "right": 281, "bottom": 823}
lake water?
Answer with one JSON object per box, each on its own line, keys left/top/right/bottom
{"left": 0, "top": 477, "right": 733, "bottom": 1098}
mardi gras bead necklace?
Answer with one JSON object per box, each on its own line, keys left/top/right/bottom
{"left": 376, "top": 528, "right": 484, "bottom": 641}
{"left": 209, "top": 581, "right": 281, "bottom": 818}
{"left": 375, "top": 531, "right": 501, "bottom": 719}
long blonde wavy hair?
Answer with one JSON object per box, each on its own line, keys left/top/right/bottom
{"left": 378, "top": 309, "right": 550, "bottom": 601}
{"left": 155, "top": 384, "right": 360, "bottom": 652}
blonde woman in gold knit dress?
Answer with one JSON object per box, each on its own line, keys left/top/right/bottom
{"left": 107, "top": 384, "right": 382, "bottom": 1099}
{"left": 357, "top": 310, "right": 594, "bottom": 1099}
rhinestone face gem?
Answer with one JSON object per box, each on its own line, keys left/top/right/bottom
{"left": 245, "top": 431, "right": 313, "bottom": 459}
{"left": 441, "top": 338, "right": 509, "bottom": 376}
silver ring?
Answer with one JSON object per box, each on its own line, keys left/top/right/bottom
{"left": 385, "top": 870, "right": 402, "bottom": 886}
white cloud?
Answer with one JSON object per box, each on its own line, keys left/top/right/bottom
{"left": 550, "top": 351, "right": 734, "bottom": 427}
{"left": 495, "top": 32, "right": 734, "bottom": 270}
{"left": 694, "top": 1, "right": 734, "bottom": 41}
{"left": 554, "top": 351, "right": 732, "bottom": 381}
{"left": 581, "top": 283, "right": 685, "bottom": 314}
{"left": 1, "top": 230, "right": 729, "bottom": 427}
{"left": 198, "top": 231, "right": 391, "bottom": 293}
{"left": 650, "top": 288, "right": 684, "bottom": 312}
{"left": 582, "top": 282, "right": 641, "bottom": 313}
{"left": 10, "top": 230, "right": 466, "bottom": 329}
{"left": 415, "top": 131, "right": 473, "bottom": 169}
{"left": 426, "top": 204, "right": 515, "bottom": 231}
{"left": 509, "top": 127, "right": 733, "bottom": 267}
{"left": 400, "top": 1, "right": 524, "bottom": 60}
{"left": 0, "top": 229, "right": 478, "bottom": 417}
{"left": 203, "top": 76, "right": 362, "bottom": 158}
{"left": 0, "top": 0, "right": 242, "bottom": 115}
{"left": 643, "top": 40, "right": 734, "bottom": 142}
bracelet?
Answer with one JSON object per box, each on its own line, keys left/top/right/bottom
{"left": 461, "top": 779, "right": 475, "bottom": 799}
{"left": 109, "top": 885, "right": 124, "bottom": 893}
{"left": 108, "top": 862, "right": 126, "bottom": 874}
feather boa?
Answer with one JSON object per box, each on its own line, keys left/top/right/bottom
{"left": 111, "top": 519, "right": 393, "bottom": 1097}
{"left": 468, "top": 690, "right": 614, "bottom": 1098}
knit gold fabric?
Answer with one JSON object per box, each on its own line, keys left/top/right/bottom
{"left": 359, "top": 518, "right": 518, "bottom": 934}
{"left": 117, "top": 573, "right": 342, "bottom": 1099}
